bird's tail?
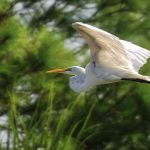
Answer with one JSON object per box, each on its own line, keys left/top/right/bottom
{"left": 122, "top": 74, "right": 150, "bottom": 84}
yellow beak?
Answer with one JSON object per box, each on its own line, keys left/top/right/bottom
{"left": 47, "top": 69, "right": 66, "bottom": 73}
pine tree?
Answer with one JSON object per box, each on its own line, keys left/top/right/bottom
{"left": 0, "top": 0, "right": 150, "bottom": 149}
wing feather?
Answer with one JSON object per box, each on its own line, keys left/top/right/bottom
{"left": 72, "top": 22, "right": 150, "bottom": 75}
{"left": 121, "top": 40, "right": 150, "bottom": 71}
{"left": 73, "top": 23, "right": 133, "bottom": 70}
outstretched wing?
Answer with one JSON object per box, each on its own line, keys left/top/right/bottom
{"left": 72, "top": 22, "right": 150, "bottom": 75}
{"left": 120, "top": 40, "right": 150, "bottom": 72}
{"left": 72, "top": 22, "right": 133, "bottom": 71}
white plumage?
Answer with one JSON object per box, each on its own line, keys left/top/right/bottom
{"left": 47, "top": 22, "right": 150, "bottom": 92}
{"left": 120, "top": 40, "right": 150, "bottom": 71}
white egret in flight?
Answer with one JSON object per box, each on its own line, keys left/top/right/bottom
{"left": 47, "top": 22, "right": 150, "bottom": 92}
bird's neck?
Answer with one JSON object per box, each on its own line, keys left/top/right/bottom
{"left": 69, "top": 63, "right": 98, "bottom": 92}
{"left": 69, "top": 67, "right": 88, "bottom": 92}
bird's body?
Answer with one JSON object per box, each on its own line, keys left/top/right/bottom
{"left": 68, "top": 63, "right": 117, "bottom": 92}
{"left": 48, "top": 22, "right": 150, "bottom": 92}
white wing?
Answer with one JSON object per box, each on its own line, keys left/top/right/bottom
{"left": 120, "top": 40, "right": 150, "bottom": 72}
{"left": 72, "top": 22, "right": 150, "bottom": 77}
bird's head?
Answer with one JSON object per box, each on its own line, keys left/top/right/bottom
{"left": 47, "top": 66, "right": 85, "bottom": 76}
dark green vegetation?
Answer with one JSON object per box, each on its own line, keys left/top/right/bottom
{"left": 0, "top": 0, "right": 150, "bottom": 149}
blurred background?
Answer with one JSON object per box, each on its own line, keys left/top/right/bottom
{"left": 0, "top": 0, "right": 150, "bottom": 149}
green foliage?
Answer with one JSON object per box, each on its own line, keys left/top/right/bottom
{"left": 0, "top": 0, "right": 150, "bottom": 150}
{"left": 0, "top": 0, "right": 77, "bottom": 113}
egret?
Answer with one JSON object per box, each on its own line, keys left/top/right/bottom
{"left": 47, "top": 22, "right": 150, "bottom": 92}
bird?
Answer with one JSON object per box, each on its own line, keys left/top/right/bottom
{"left": 47, "top": 22, "right": 150, "bottom": 93}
